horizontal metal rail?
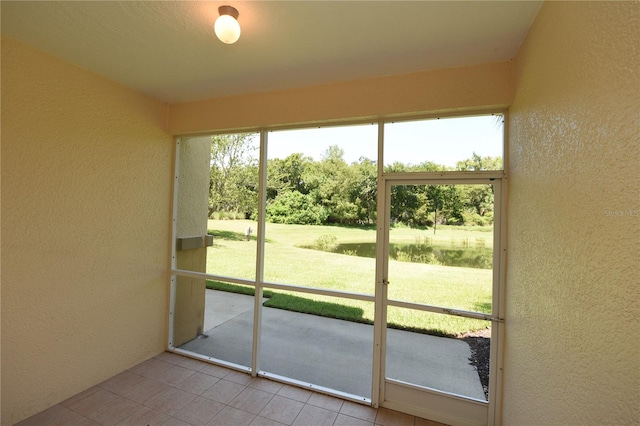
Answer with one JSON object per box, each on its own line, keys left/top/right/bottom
{"left": 382, "top": 171, "right": 504, "bottom": 182}
{"left": 387, "top": 298, "right": 504, "bottom": 322}
{"left": 171, "top": 268, "right": 375, "bottom": 303}
{"left": 172, "top": 269, "right": 256, "bottom": 287}
{"left": 262, "top": 281, "right": 375, "bottom": 303}
{"left": 385, "top": 378, "right": 488, "bottom": 404}
{"left": 172, "top": 269, "right": 501, "bottom": 321}
{"left": 258, "top": 370, "right": 371, "bottom": 404}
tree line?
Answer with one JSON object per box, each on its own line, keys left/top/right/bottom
{"left": 208, "top": 134, "right": 501, "bottom": 227}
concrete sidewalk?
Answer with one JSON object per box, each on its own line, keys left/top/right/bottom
{"left": 181, "top": 290, "right": 485, "bottom": 401}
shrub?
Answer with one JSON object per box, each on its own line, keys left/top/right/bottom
{"left": 418, "top": 252, "right": 441, "bottom": 266}
{"left": 314, "top": 234, "right": 338, "bottom": 251}
{"left": 395, "top": 251, "right": 412, "bottom": 262}
{"left": 462, "top": 211, "right": 494, "bottom": 226}
{"left": 266, "top": 191, "right": 328, "bottom": 225}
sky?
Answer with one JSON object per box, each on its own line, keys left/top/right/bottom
{"left": 264, "top": 114, "right": 504, "bottom": 167}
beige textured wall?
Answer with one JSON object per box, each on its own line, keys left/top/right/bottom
{"left": 169, "top": 61, "right": 514, "bottom": 134}
{"left": 506, "top": 2, "right": 639, "bottom": 425}
{"left": 1, "top": 36, "right": 172, "bottom": 425}
{"left": 176, "top": 137, "right": 211, "bottom": 238}
{"left": 173, "top": 137, "right": 211, "bottom": 346}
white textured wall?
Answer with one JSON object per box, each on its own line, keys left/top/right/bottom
{"left": 1, "top": 36, "right": 172, "bottom": 425}
{"left": 506, "top": 2, "right": 639, "bottom": 424}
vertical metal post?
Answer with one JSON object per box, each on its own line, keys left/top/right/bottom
{"left": 371, "top": 120, "right": 386, "bottom": 407}
{"left": 490, "top": 111, "right": 508, "bottom": 425}
{"left": 168, "top": 137, "right": 181, "bottom": 349}
{"left": 252, "top": 129, "right": 268, "bottom": 376}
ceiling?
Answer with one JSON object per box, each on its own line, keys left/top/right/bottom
{"left": 1, "top": 1, "right": 542, "bottom": 104}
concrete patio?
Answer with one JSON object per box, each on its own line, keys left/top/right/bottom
{"left": 180, "top": 290, "right": 486, "bottom": 401}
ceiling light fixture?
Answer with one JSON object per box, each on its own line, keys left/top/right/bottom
{"left": 214, "top": 5, "right": 241, "bottom": 44}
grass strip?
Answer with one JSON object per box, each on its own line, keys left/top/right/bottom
{"left": 206, "top": 280, "right": 456, "bottom": 337}
{"left": 206, "top": 280, "right": 274, "bottom": 298}
{"left": 263, "top": 293, "right": 373, "bottom": 325}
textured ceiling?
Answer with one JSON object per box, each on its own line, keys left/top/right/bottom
{"left": 1, "top": 1, "right": 542, "bottom": 103}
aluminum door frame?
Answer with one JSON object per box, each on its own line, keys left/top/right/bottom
{"left": 372, "top": 174, "right": 505, "bottom": 426}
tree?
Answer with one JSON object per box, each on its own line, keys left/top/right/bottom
{"left": 266, "top": 191, "right": 328, "bottom": 225}
{"left": 207, "top": 145, "right": 499, "bottom": 227}
{"left": 303, "top": 146, "right": 359, "bottom": 224}
{"left": 266, "top": 153, "right": 312, "bottom": 200}
{"left": 349, "top": 157, "right": 377, "bottom": 224}
{"left": 456, "top": 153, "right": 500, "bottom": 225}
{"left": 209, "top": 133, "right": 258, "bottom": 217}
{"left": 456, "top": 153, "right": 502, "bottom": 172}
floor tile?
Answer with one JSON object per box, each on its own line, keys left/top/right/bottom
{"left": 229, "top": 387, "right": 275, "bottom": 415}
{"left": 201, "top": 379, "right": 246, "bottom": 404}
{"left": 208, "top": 406, "right": 256, "bottom": 426}
{"left": 415, "top": 416, "right": 449, "bottom": 426}
{"left": 61, "top": 386, "right": 118, "bottom": 417}
{"left": 374, "top": 407, "right": 415, "bottom": 426}
{"left": 98, "top": 371, "right": 147, "bottom": 396}
{"left": 71, "top": 417, "right": 102, "bottom": 425}
{"left": 155, "top": 365, "right": 196, "bottom": 385}
{"left": 259, "top": 395, "right": 304, "bottom": 425}
{"left": 223, "top": 369, "right": 255, "bottom": 386}
{"left": 85, "top": 396, "right": 141, "bottom": 426}
{"left": 199, "top": 363, "right": 233, "bottom": 378}
{"left": 174, "top": 371, "right": 220, "bottom": 395}
{"left": 115, "top": 406, "right": 169, "bottom": 426}
{"left": 15, "top": 404, "right": 87, "bottom": 426}
{"left": 154, "top": 351, "right": 186, "bottom": 365}
{"left": 177, "top": 356, "right": 209, "bottom": 372}
{"left": 249, "top": 416, "right": 285, "bottom": 426}
{"left": 339, "top": 401, "right": 378, "bottom": 422}
{"left": 146, "top": 388, "right": 198, "bottom": 416}
{"left": 129, "top": 358, "right": 173, "bottom": 381}
{"left": 121, "top": 376, "right": 171, "bottom": 405}
{"left": 18, "top": 352, "right": 450, "bottom": 426}
{"left": 159, "top": 418, "right": 193, "bottom": 426}
{"left": 291, "top": 404, "right": 337, "bottom": 426}
{"left": 249, "top": 377, "right": 283, "bottom": 394}
{"left": 174, "top": 396, "right": 225, "bottom": 426}
{"left": 276, "top": 384, "right": 312, "bottom": 403}
{"left": 307, "top": 392, "right": 343, "bottom": 412}
{"left": 334, "top": 413, "right": 375, "bottom": 426}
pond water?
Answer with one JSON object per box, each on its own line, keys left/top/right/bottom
{"left": 331, "top": 243, "right": 492, "bottom": 269}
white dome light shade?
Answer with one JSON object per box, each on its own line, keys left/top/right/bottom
{"left": 215, "top": 6, "right": 241, "bottom": 44}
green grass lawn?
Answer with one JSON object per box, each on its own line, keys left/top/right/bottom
{"left": 206, "top": 219, "right": 492, "bottom": 336}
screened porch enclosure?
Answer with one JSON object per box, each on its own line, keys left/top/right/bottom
{"left": 170, "top": 113, "right": 504, "bottom": 425}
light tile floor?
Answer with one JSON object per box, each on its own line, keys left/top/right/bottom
{"left": 16, "top": 352, "right": 447, "bottom": 426}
